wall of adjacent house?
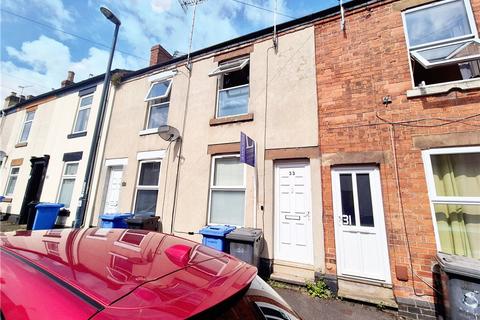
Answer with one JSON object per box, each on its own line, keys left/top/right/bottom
{"left": 0, "top": 84, "right": 105, "bottom": 227}
{"left": 88, "top": 26, "right": 324, "bottom": 273}
{"left": 315, "top": 0, "right": 480, "bottom": 310}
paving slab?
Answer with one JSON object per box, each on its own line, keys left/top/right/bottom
{"left": 275, "top": 287, "right": 399, "bottom": 320}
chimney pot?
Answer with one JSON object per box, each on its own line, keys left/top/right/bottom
{"left": 61, "top": 70, "right": 75, "bottom": 88}
{"left": 4, "top": 92, "right": 21, "bottom": 108}
{"left": 150, "top": 44, "right": 172, "bottom": 66}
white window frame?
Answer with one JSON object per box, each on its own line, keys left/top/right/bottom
{"left": 212, "top": 58, "right": 250, "bottom": 119}
{"left": 72, "top": 95, "right": 93, "bottom": 134}
{"left": 207, "top": 154, "right": 246, "bottom": 226}
{"left": 421, "top": 146, "right": 480, "bottom": 252}
{"left": 132, "top": 160, "right": 161, "bottom": 214}
{"left": 145, "top": 100, "right": 170, "bottom": 130}
{"left": 208, "top": 57, "right": 249, "bottom": 77}
{"left": 18, "top": 110, "right": 35, "bottom": 143}
{"left": 144, "top": 79, "right": 172, "bottom": 102}
{"left": 411, "top": 39, "right": 480, "bottom": 69}
{"left": 215, "top": 83, "right": 250, "bottom": 119}
{"left": 4, "top": 166, "right": 20, "bottom": 197}
{"left": 402, "top": 0, "right": 479, "bottom": 86}
{"left": 56, "top": 161, "right": 79, "bottom": 208}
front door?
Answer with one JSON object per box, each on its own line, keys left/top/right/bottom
{"left": 331, "top": 166, "right": 391, "bottom": 283}
{"left": 19, "top": 155, "right": 50, "bottom": 225}
{"left": 103, "top": 166, "right": 123, "bottom": 214}
{"left": 275, "top": 161, "right": 313, "bottom": 265}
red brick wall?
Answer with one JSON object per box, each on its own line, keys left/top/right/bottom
{"left": 315, "top": 0, "right": 480, "bottom": 302}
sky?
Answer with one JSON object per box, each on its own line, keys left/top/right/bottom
{"left": 0, "top": 0, "right": 344, "bottom": 100}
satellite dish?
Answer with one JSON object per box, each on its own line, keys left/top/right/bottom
{"left": 158, "top": 125, "right": 180, "bottom": 142}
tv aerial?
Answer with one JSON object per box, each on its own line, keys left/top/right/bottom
{"left": 177, "top": 0, "right": 208, "bottom": 71}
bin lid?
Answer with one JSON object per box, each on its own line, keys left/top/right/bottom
{"left": 199, "top": 225, "right": 236, "bottom": 237}
{"left": 35, "top": 203, "right": 64, "bottom": 208}
{"left": 436, "top": 252, "right": 480, "bottom": 279}
{"left": 100, "top": 213, "right": 133, "bottom": 221}
{"left": 226, "top": 228, "right": 263, "bottom": 241}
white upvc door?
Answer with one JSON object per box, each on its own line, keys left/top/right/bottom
{"left": 331, "top": 166, "right": 391, "bottom": 283}
{"left": 103, "top": 166, "right": 123, "bottom": 214}
{"left": 274, "top": 161, "right": 314, "bottom": 265}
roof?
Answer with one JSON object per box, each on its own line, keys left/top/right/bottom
{"left": 122, "top": 0, "right": 384, "bottom": 81}
{"left": 2, "top": 69, "right": 128, "bottom": 115}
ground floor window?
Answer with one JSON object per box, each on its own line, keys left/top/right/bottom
{"left": 133, "top": 161, "right": 160, "bottom": 215}
{"left": 208, "top": 155, "right": 245, "bottom": 226}
{"left": 422, "top": 146, "right": 480, "bottom": 259}
{"left": 57, "top": 162, "right": 79, "bottom": 208}
{"left": 4, "top": 166, "right": 20, "bottom": 196}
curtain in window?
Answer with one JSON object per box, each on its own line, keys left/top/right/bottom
{"left": 432, "top": 153, "right": 480, "bottom": 259}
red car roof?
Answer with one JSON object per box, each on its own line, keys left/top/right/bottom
{"left": 0, "top": 228, "right": 257, "bottom": 319}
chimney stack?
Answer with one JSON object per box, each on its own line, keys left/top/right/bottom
{"left": 3, "top": 92, "right": 21, "bottom": 109}
{"left": 150, "top": 44, "right": 172, "bottom": 66}
{"left": 61, "top": 70, "right": 75, "bottom": 87}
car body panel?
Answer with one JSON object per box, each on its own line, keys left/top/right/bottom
{"left": 0, "top": 228, "right": 258, "bottom": 319}
{"left": 0, "top": 249, "right": 99, "bottom": 320}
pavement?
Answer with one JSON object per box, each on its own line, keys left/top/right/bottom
{"left": 0, "top": 220, "right": 26, "bottom": 232}
{"left": 275, "top": 287, "right": 399, "bottom": 320}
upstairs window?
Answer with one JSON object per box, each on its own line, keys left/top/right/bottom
{"left": 73, "top": 95, "right": 93, "bottom": 133}
{"left": 145, "top": 79, "right": 172, "bottom": 101}
{"left": 19, "top": 111, "right": 35, "bottom": 143}
{"left": 403, "top": 0, "right": 479, "bottom": 86}
{"left": 4, "top": 167, "right": 20, "bottom": 196}
{"left": 144, "top": 79, "right": 172, "bottom": 130}
{"left": 209, "top": 57, "right": 250, "bottom": 118}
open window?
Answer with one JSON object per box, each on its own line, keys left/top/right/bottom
{"left": 209, "top": 57, "right": 250, "bottom": 118}
{"left": 144, "top": 79, "right": 172, "bottom": 102}
{"left": 403, "top": 0, "right": 480, "bottom": 86}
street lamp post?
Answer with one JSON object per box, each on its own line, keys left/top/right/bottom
{"left": 74, "top": 6, "right": 121, "bottom": 228}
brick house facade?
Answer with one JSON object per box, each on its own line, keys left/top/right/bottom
{"left": 315, "top": 0, "right": 480, "bottom": 317}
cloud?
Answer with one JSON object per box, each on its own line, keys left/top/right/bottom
{"left": 151, "top": 0, "right": 173, "bottom": 13}
{"left": 103, "top": 0, "right": 292, "bottom": 59}
{"left": 1, "top": 35, "right": 143, "bottom": 100}
{"left": 3, "top": 0, "right": 74, "bottom": 38}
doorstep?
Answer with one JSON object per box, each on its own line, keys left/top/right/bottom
{"left": 337, "top": 277, "right": 397, "bottom": 308}
{"left": 270, "top": 260, "right": 315, "bottom": 285}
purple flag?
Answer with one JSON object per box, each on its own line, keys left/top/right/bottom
{"left": 240, "top": 132, "right": 255, "bottom": 167}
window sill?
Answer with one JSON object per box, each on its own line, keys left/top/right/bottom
{"left": 406, "top": 78, "right": 480, "bottom": 98}
{"left": 67, "top": 131, "right": 87, "bottom": 139}
{"left": 209, "top": 113, "right": 254, "bottom": 126}
{"left": 15, "top": 142, "right": 27, "bottom": 148}
{"left": 1, "top": 197, "right": 12, "bottom": 203}
{"left": 139, "top": 128, "right": 159, "bottom": 136}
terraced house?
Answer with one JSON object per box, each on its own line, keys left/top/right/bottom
{"left": 85, "top": 13, "right": 323, "bottom": 284}
{"left": 0, "top": 71, "right": 117, "bottom": 227}
{"left": 1, "top": 0, "right": 479, "bottom": 319}
{"left": 314, "top": 0, "right": 480, "bottom": 317}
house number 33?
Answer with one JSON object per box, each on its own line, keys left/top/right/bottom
{"left": 289, "top": 171, "right": 296, "bottom": 176}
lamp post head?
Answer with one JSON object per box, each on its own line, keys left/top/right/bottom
{"left": 100, "top": 6, "right": 121, "bottom": 25}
